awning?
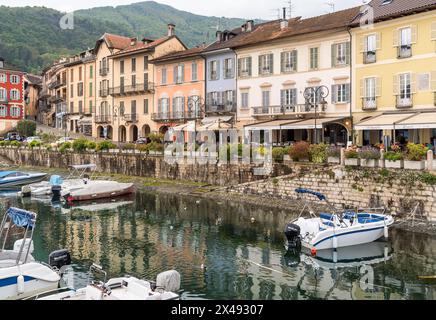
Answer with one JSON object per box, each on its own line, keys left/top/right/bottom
{"left": 201, "top": 116, "right": 233, "bottom": 124}
{"left": 197, "top": 121, "right": 232, "bottom": 131}
{"left": 354, "top": 113, "right": 416, "bottom": 130}
{"left": 78, "top": 117, "right": 93, "bottom": 125}
{"left": 244, "top": 119, "right": 302, "bottom": 131}
{"left": 281, "top": 117, "right": 347, "bottom": 130}
{"left": 69, "top": 115, "right": 81, "bottom": 121}
{"left": 173, "top": 121, "right": 196, "bottom": 131}
{"left": 395, "top": 112, "right": 436, "bottom": 130}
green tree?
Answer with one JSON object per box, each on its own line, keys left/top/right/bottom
{"left": 16, "top": 120, "right": 36, "bottom": 137}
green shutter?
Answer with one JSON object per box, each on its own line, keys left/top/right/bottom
{"left": 331, "top": 44, "right": 337, "bottom": 68}
{"left": 269, "top": 53, "right": 274, "bottom": 74}
{"left": 248, "top": 57, "right": 252, "bottom": 76}
{"left": 331, "top": 85, "right": 337, "bottom": 103}
{"left": 345, "top": 42, "right": 351, "bottom": 65}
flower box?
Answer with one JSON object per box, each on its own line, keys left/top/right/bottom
{"left": 385, "top": 160, "right": 403, "bottom": 169}
{"left": 345, "top": 158, "right": 360, "bottom": 166}
{"left": 360, "top": 159, "right": 379, "bottom": 168}
{"left": 404, "top": 160, "right": 425, "bottom": 170}
{"left": 327, "top": 156, "right": 340, "bottom": 164}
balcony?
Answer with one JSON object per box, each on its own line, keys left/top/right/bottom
{"left": 95, "top": 115, "right": 111, "bottom": 124}
{"left": 239, "top": 70, "right": 250, "bottom": 78}
{"left": 54, "top": 96, "right": 66, "bottom": 103}
{"left": 48, "top": 79, "right": 66, "bottom": 90}
{"left": 123, "top": 114, "right": 138, "bottom": 123}
{"left": 0, "top": 96, "right": 8, "bottom": 103}
{"left": 397, "top": 45, "right": 412, "bottom": 59}
{"left": 109, "top": 83, "right": 154, "bottom": 96}
{"left": 362, "top": 97, "right": 377, "bottom": 110}
{"left": 205, "top": 103, "right": 236, "bottom": 114}
{"left": 396, "top": 95, "right": 413, "bottom": 109}
{"left": 259, "top": 66, "right": 272, "bottom": 76}
{"left": 252, "top": 104, "right": 326, "bottom": 117}
{"left": 99, "top": 67, "right": 109, "bottom": 76}
{"left": 99, "top": 89, "right": 109, "bottom": 98}
{"left": 363, "top": 51, "right": 376, "bottom": 64}
{"left": 151, "top": 110, "right": 202, "bottom": 122}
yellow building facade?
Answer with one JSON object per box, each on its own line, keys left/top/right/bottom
{"left": 352, "top": 8, "right": 436, "bottom": 146}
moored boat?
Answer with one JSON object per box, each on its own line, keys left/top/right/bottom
{"left": 0, "top": 171, "right": 47, "bottom": 190}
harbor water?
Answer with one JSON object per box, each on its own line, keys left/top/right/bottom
{"left": 1, "top": 191, "right": 435, "bottom": 300}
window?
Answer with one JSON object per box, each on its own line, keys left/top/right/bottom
{"left": 0, "top": 88, "right": 6, "bottom": 101}
{"left": 395, "top": 73, "right": 413, "bottom": 108}
{"left": 192, "top": 62, "right": 198, "bottom": 81}
{"left": 161, "top": 68, "right": 167, "bottom": 85}
{"left": 174, "top": 65, "right": 184, "bottom": 84}
{"left": 209, "top": 60, "right": 219, "bottom": 80}
{"left": 363, "top": 78, "right": 377, "bottom": 109}
{"left": 262, "top": 90, "right": 270, "bottom": 107}
{"left": 238, "top": 57, "right": 252, "bottom": 77}
{"left": 143, "top": 99, "right": 149, "bottom": 114}
{"left": 131, "top": 75, "right": 136, "bottom": 87}
{"left": 89, "top": 83, "right": 93, "bottom": 97}
{"left": 144, "top": 73, "right": 149, "bottom": 88}
{"left": 0, "top": 73, "right": 6, "bottom": 83}
{"left": 418, "top": 73, "right": 430, "bottom": 91}
{"left": 159, "top": 98, "right": 170, "bottom": 114}
{"left": 10, "top": 75, "right": 20, "bottom": 84}
{"left": 120, "top": 60, "right": 125, "bottom": 74}
{"left": 173, "top": 97, "right": 184, "bottom": 116}
{"left": 89, "top": 100, "right": 93, "bottom": 114}
{"left": 332, "top": 42, "right": 350, "bottom": 67}
{"left": 188, "top": 96, "right": 200, "bottom": 116}
{"left": 399, "top": 73, "right": 411, "bottom": 99}
{"left": 332, "top": 84, "right": 350, "bottom": 103}
{"left": 70, "top": 102, "right": 74, "bottom": 114}
{"left": 120, "top": 77, "right": 125, "bottom": 93}
{"left": 89, "top": 65, "right": 93, "bottom": 78}
{"left": 119, "top": 101, "right": 125, "bottom": 116}
{"left": 132, "top": 58, "right": 136, "bottom": 72}
{"left": 79, "top": 101, "right": 83, "bottom": 114}
{"left": 306, "top": 86, "right": 322, "bottom": 105}
{"left": 70, "top": 69, "right": 74, "bottom": 82}
{"left": 144, "top": 56, "right": 148, "bottom": 70}
{"left": 10, "top": 89, "right": 20, "bottom": 100}
{"left": 397, "top": 27, "right": 412, "bottom": 58}
{"left": 280, "top": 89, "right": 297, "bottom": 106}
{"left": 0, "top": 105, "right": 6, "bottom": 116}
{"left": 77, "top": 82, "right": 83, "bottom": 97}
{"left": 79, "top": 67, "right": 82, "bottom": 81}
{"left": 131, "top": 100, "right": 137, "bottom": 115}
{"left": 363, "top": 34, "right": 378, "bottom": 63}
{"left": 10, "top": 106, "right": 20, "bottom": 117}
{"left": 224, "top": 90, "right": 235, "bottom": 108}
{"left": 259, "top": 54, "right": 274, "bottom": 75}
{"left": 281, "top": 51, "right": 297, "bottom": 73}
{"left": 70, "top": 84, "right": 74, "bottom": 98}
{"left": 241, "top": 92, "right": 249, "bottom": 109}
{"left": 310, "top": 48, "right": 319, "bottom": 70}
{"left": 224, "top": 58, "right": 234, "bottom": 79}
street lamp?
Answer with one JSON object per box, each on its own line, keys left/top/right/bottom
{"left": 303, "top": 85, "right": 329, "bottom": 144}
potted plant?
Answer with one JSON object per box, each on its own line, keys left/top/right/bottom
{"left": 384, "top": 144, "right": 403, "bottom": 169}
{"left": 344, "top": 146, "right": 360, "bottom": 166}
{"left": 359, "top": 146, "right": 381, "bottom": 168}
{"left": 327, "top": 146, "right": 341, "bottom": 164}
{"left": 404, "top": 143, "right": 428, "bottom": 170}
{"left": 309, "top": 143, "right": 328, "bottom": 164}
{"left": 289, "top": 141, "right": 310, "bottom": 162}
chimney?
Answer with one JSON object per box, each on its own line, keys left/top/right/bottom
{"left": 280, "top": 8, "right": 288, "bottom": 30}
{"left": 246, "top": 20, "right": 254, "bottom": 32}
{"left": 216, "top": 31, "right": 223, "bottom": 42}
{"left": 130, "top": 38, "right": 137, "bottom": 46}
{"left": 167, "top": 23, "right": 176, "bottom": 37}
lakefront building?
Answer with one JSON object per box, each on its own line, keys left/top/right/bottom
{"left": 108, "top": 24, "right": 187, "bottom": 142}
{"left": 0, "top": 57, "right": 25, "bottom": 133}
{"left": 231, "top": 8, "right": 360, "bottom": 145}
{"left": 351, "top": 0, "right": 436, "bottom": 146}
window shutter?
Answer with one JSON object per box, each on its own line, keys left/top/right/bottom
{"left": 345, "top": 84, "right": 350, "bottom": 102}
{"left": 280, "top": 90, "right": 285, "bottom": 105}
{"left": 393, "top": 29, "right": 399, "bottom": 47}
{"left": 393, "top": 75, "right": 399, "bottom": 95}
{"left": 431, "top": 71, "right": 436, "bottom": 92}
{"left": 360, "top": 36, "right": 365, "bottom": 53}
{"left": 293, "top": 50, "right": 298, "bottom": 72}
{"left": 223, "top": 59, "right": 227, "bottom": 78}
{"left": 376, "top": 77, "right": 382, "bottom": 96}
{"left": 411, "top": 25, "right": 418, "bottom": 44}
{"left": 280, "top": 52, "right": 285, "bottom": 73}
{"left": 345, "top": 42, "right": 351, "bottom": 65}
{"left": 206, "top": 92, "right": 211, "bottom": 106}
{"left": 269, "top": 53, "right": 274, "bottom": 74}
{"left": 291, "top": 89, "right": 297, "bottom": 105}
{"left": 238, "top": 59, "right": 242, "bottom": 77}
{"left": 158, "top": 98, "right": 162, "bottom": 111}
{"left": 258, "top": 55, "right": 262, "bottom": 75}
{"left": 182, "top": 65, "right": 185, "bottom": 82}
{"left": 248, "top": 57, "right": 252, "bottom": 76}
{"left": 432, "top": 23, "right": 436, "bottom": 40}
{"left": 331, "top": 85, "right": 337, "bottom": 103}
{"left": 216, "top": 60, "right": 220, "bottom": 80}
{"left": 376, "top": 33, "right": 381, "bottom": 50}
{"left": 182, "top": 97, "right": 185, "bottom": 111}
{"left": 331, "top": 44, "right": 337, "bottom": 67}
{"left": 411, "top": 73, "right": 417, "bottom": 93}
{"left": 360, "top": 79, "right": 365, "bottom": 97}
{"left": 173, "top": 66, "right": 178, "bottom": 83}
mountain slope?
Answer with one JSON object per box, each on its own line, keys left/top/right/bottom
{"left": 0, "top": 1, "right": 257, "bottom": 74}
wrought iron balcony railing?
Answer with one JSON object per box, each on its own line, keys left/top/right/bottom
{"left": 251, "top": 104, "right": 326, "bottom": 116}
{"left": 109, "top": 83, "right": 154, "bottom": 96}
{"left": 397, "top": 45, "right": 412, "bottom": 59}
{"left": 363, "top": 51, "right": 376, "bottom": 64}
{"left": 362, "top": 97, "right": 377, "bottom": 110}
{"left": 205, "top": 103, "right": 237, "bottom": 113}
{"left": 396, "top": 95, "right": 413, "bottom": 109}
{"left": 123, "top": 114, "right": 138, "bottom": 123}
{"left": 151, "top": 110, "right": 202, "bottom": 121}
{"left": 95, "top": 115, "right": 111, "bottom": 123}
{"left": 99, "top": 89, "right": 109, "bottom": 98}
{"left": 99, "top": 67, "right": 109, "bottom": 76}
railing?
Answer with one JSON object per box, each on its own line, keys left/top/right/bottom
{"left": 123, "top": 114, "right": 138, "bottom": 122}
{"left": 109, "top": 83, "right": 154, "bottom": 96}
{"left": 259, "top": 66, "right": 272, "bottom": 75}
{"left": 151, "top": 110, "right": 202, "bottom": 121}
{"left": 396, "top": 95, "right": 413, "bottom": 109}
{"left": 48, "top": 79, "right": 66, "bottom": 90}
{"left": 205, "top": 103, "right": 237, "bottom": 113}
{"left": 54, "top": 96, "right": 66, "bottom": 103}
{"left": 99, "top": 89, "right": 109, "bottom": 97}
{"left": 0, "top": 97, "right": 8, "bottom": 103}
{"left": 251, "top": 104, "right": 326, "bottom": 116}
{"left": 95, "top": 115, "right": 111, "bottom": 123}
{"left": 210, "top": 71, "right": 218, "bottom": 80}
{"left": 363, "top": 51, "right": 376, "bottom": 64}
{"left": 239, "top": 70, "right": 250, "bottom": 78}
{"left": 397, "top": 45, "right": 412, "bottom": 59}
{"left": 99, "top": 67, "right": 109, "bottom": 76}
{"left": 362, "top": 97, "right": 377, "bottom": 110}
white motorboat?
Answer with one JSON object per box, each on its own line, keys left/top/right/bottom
{"left": 30, "top": 264, "right": 180, "bottom": 300}
{"left": 0, "top": 171, "right": 47, "bottom": 190}
{"left": 284, "top": 189, "right": 394, "bottom": 251}
{"left": 19, "top": 164, "right": 136, "bottom": 202}
{"left": 0, "top": 207, "right": 71, "bottom": 300}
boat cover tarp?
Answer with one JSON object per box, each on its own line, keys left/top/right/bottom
{"left": 295, "top": 188, "right": 326, "bottom": 201}
{"left": 6, "top": 207, "right": 36, "bottom": 229}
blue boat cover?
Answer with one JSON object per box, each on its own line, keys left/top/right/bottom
{"left": 6, "top": 207, "right": 36, "bottom": 229}
{"left": 49, "top": 175, "right": 63, "bottom": 186}
{"left": 295, "top": 188, "right": 326, "bottom": 201}
{"left": 0, "top": 171, "right": 16, "bottom": 179}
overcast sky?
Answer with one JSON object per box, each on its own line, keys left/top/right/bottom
{"left": 0, "top": 0, "right": 365, "bottom": 19}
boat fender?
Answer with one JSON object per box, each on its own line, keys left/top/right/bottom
{"left": 17, "top": 275, "right": 25, "bottom": 294}
{"left": 333, "top": 250, "right": 338, "bottom": 264}
{"left": 311, "top": 248, "right": 317, "bottom": 256}
{"left": 384, "top": 225, "right": 389, "bottom": 239}
{"left": 21, "top": 185, "right": 32, "bottom": 198}
{"left": 333, "top": 236, "right": 338, "bottom": 249}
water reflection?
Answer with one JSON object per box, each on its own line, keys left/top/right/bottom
{"left": 0, "top": 191, "right": 435, "bottom": 300}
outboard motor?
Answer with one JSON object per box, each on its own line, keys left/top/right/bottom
{"left": 284, "top": 223, "right": 301, "bottom": 251}
{"left": 48, "top": 249, "right": 71, "bottom": 270}
{"left": 155, "top": 270, "right": 181, "bottom": 293}
{"left": 21, "top": 185, "right": 32, "bottom": 198}
{"left": 51, "top": 185, "right": 62, "bottom": 202}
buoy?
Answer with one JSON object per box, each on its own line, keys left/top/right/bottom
{"left": 333, "top": 236, "right": 338, "bottom": 249}
{"left": 384, "top": 225, "right": 389, "bottom": 239}
{"left": 311, "top": 247, "right": 317, "bottom": 256}
{"left": 333, "top": 250, "right": 338, "bottom": 263}
{"left": 200, "top": 264, "right": 205, "bottom": 270}
{"left": 21, "top": 186, "right": 31, "bottom": 198}
{"left": 196, "top": 200, "right": 200, "bottom": 204}
{"left": 170, "top": 226, "right": 174, "bottom": 230}
{"left": 17, "top": 275, "right": 24, "bottom": 294}
{"left": 250, "top": 217, "right": 255, "bottom": 223}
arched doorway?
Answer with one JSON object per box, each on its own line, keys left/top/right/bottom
{"left": 130, "top": 125, "right": 138, "bottom": 142}
{"left": 159, "top": 126, "right": 169, "bottom": 135}
{"left": 97, "top": 126, "right": 104, "bottom": 138}
{"left": 106, "top": 126, "right": 113, "bottom": 140}
{"left": 119, "top": 125, "right": 127, "bottom": 142}
{"left": 142, "top": 124, "right": 151, "bottom": 138}
{"left": 324, "top": 123, "right": 348, "bottom": 146}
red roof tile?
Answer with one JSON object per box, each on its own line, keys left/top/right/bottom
{"left": 150, "top": 46, "right": 205, "bottom": 63}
